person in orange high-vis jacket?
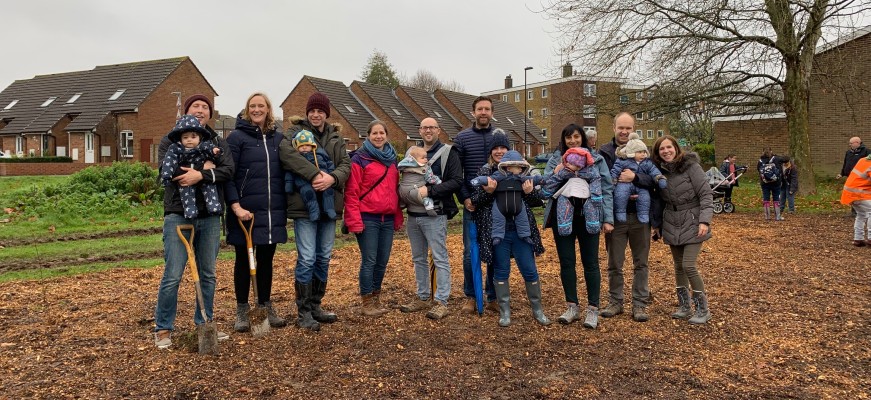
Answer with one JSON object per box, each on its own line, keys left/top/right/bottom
{"left": 841, "top": 155, "right": 871, "bottom": 247}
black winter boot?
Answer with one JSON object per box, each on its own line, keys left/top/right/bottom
{"left": 234, "top": 303, "right": 250, "bottom": 332}
{"left": 671, "top": 287, "right": 692, "bottom": 319}
{"left": 295, "top": 281, "right": 320, "bottom": 332}
{"left": 688, "top": 290, "right": 711, "bottom": 324}
{"left": 494, "top": 280, "right": 511, "bottom": 327}
{"left": 310, "top": 278, "right": 338, "bottom": 323}
{"left": 525, "top": 281, "right": 552, "bottom": 326}
{"left": 262, "top": 301, "right": 287, "bottom": 328}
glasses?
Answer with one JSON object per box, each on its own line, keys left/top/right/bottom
{"left": 419, "top": 126, "right": 440, "bottom": 131}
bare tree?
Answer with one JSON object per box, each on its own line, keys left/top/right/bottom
{"left": 401, "top": 69, "right": 465, "bottom": 93}
{"left": 542, "top": 0, "right": 871, "bottom": 194}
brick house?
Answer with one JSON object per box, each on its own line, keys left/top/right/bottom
{"left": 0, "top": 57, "right": 216, "bottom": 164}
{"left": 350, "top": 81, "right": 422, "bottom": 153}
{"left": 713, "top": 25, "right": 871, "bottom": 175}
{"left": 482, "top": 63, "right": 670, "bottom": 151}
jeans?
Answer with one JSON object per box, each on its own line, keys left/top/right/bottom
{"left": 852, "top": 200, "right": 871, "bottom": 240}
{"left": 761, "top": 184, "right": 781, "bottom": 203}
{"left": 356, "top": 216, "right": 395, "bottom": 295}
{"left": 605, "top": 214, "right": 650, "bottom": 308}
{"left": 406, "top": 215, "right": 451, "bottom": 303}
{"left": 233, "top": 243, "right": 277, "bottom": 305}
{"left": 293, "top": 218, "right": 336, "bottom": 284}
{"left": 463, "top": 209, "right": 496, "bottom": 301}
{"left": 155, "top": 214, "right": 221, "bottom": 331}
{"left": 779, "top": 186, "right": 795, "bottom": 212}
{"left": 552, "top": 216, "right": 601, "bottom": 308}
{"left": 493, "top": 230, "right": 539, "bottom": 282}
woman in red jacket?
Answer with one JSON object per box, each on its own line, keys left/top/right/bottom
{"left": 344, "top": 120, "right": 403, "bottom": 317}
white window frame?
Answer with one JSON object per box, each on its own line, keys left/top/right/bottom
{"left": 514, "top": 93, "right": 520, "bottom": 102}
{"left": 120, "top": 130, "right": 134, "bottom": 158}
{"left": 647, "top": 130, "right": 654, "bottom": 139}
{"left": 343, "top": 104, "right": 356, "bottom": 113}
{"left": 636, "top": 129, "right": 643, "bottom": 137}
{"left": 584, "top": 83, "right": 597, "bottom": 97}
{"left": 657, "top": 130, "right": 664, "bottom": 138}
{"left": 619, "top": 95, "right": 629, "bottom": 105}
{"left": 527, "top": 110, "right": 534, "bottom": 119}
{"left": 583, "top": 126, "right": 597, "bottom": 133}
{"left": 636, "top": 112, "right": 644, "bottom": 121}
{"left": 391, "top": 108, "right": 402, "bottom": 116}
{"left": 541, "top": 128, "right": 547, "bottom": 137}
{"left": 502, "top": 95, "right": 508, "bottom": 102}
{"left": 541, "top": 88, "right": 548, "bottom": 98}
{"left": 15, "top": 136, "right": 24, "bottom": 155}
{"left": 541, "top": 108, "right": 548, "bottom": 117}
{"left": 527, "top": 90, "right": 533, "bottom": 100}
{"left": 67, "top": 93, "right": 82, "bottom": 104}
{"left": 433, "top": 110, "right": 443, "bottom": 118}
{"left": 3, "top": 99, "right": 18, "bottom": 110}
{"left": 583, "top": 105, "right": 597, "bottom": 119}
{"left": 506, "top": 117, "right": 515, "bottom": 125}
{"left": 108, "top": 89, "right": 126, "bottom": 101}
{"left": 636, "top": 92, "right": 644, "bottom": 101}
{"left": 41, "top": 97, "right": 58, "bottom": 107}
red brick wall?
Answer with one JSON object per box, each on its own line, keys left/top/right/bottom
{"left": 713, "top": 117, "right": 788, "bottom": 168}
{"left": 349, "top": 82, "right": 415, "bottom": 153}
{"left": 809, "top": 32, "right": 871, "bottom": 175}
{"left": 0, "top": 162, "right": 114, "bottom": 176}
{"left": 280, "top": 78, "right": 363, "bottom": 150}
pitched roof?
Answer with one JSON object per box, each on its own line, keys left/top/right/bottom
{"left": 816, "top": 25, "right": 871, "bottom": 55}
{"left": 396, "top": 85, "right": 462, "bottom": 139}
{"left": 306, "top": 76, "right": 376, "bottom": 136}
{"left": 352, "top": 81, "right": 422, "bottom": 140}
{"left": 436, "top": 89, "right": 547, "bottom": 144}
{"left": 0, "top": 57, "right": 190, "bottom": 134}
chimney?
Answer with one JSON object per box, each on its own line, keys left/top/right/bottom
{"left": 504, "top": 74, "right": 513, "bottom": 89}
{"left": 562, "top": 62, "right": 573, "bottom": 78}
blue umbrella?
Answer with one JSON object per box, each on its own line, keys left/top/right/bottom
{"left": 469, "top": 221, "right": 484, "bottom": 315}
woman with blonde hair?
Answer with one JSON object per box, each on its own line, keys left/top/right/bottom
{"left": 225, "top": 92, "right": 288, "bottom": 331}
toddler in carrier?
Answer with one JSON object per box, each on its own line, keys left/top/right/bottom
{"left": 541, "top": 147, "right": 603, "bottom": 235}
{"left": 610, "top": 133, "right": 667, "bottom": 223}
{"left": 284, "top": 129, "right": 337, "bottom": 220}
{"left": 160, "top": 114, "right": 224, "bottom": 219}
{"left": 397, "top": 146, "right": 442, "bottom": 216}
{"left": 470, "top": 150, "right": 542, "bottom": 246}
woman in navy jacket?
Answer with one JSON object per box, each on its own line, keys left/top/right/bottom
{"left": 225, "top": 93, "right": 288, "bottom": 331}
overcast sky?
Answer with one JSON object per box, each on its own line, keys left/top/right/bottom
{"left": 1, "top": 0, "right": 564, "bottom": 119}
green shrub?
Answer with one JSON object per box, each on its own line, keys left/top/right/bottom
{"left": 693, "top": 144, "right": 715, "bottom": 167}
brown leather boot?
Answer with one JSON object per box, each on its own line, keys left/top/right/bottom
{"left": 361, "top": 294, "right": 388, "bottom": 317}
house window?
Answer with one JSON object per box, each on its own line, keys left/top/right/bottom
{"left": 541, "top": 88, "right": 548, "bottom": 98}
{"left": 647, "top": 91, "right": 655, "bottom": 100}
{"left": 541, "top": 129, "right": 547, "bottom": 137}
{"left": 584, "top": 83, "right": 597, "bottom": 97}
{"left": 636, "top": 92, "right": 644, "bottom": 101}
{"left": 343, "top": 104, "right": 356, "bottom": 113}
{"left": 619, "top": 95, "right": 629, "bottom": 104}
{"left": 392, "top": 108, "right": 402, "bottom": 116}
{"left": 108, "top": 89, "right": 126, "bottom": 101}
{"left": 527, "top": 90, "right": 533, "bottom": 100}
{"left": 583, "top": 126, "right": 596, "bottom": 133}
{"left": 502, "top": 95, "right": 508, "bottom": 102}
{"left": 636, "top": 112, "right": 644, "bottom": 121}
{"left": 636, "top": 129, "right": 643, "bottom": 137}
{"left": 433, "top": 110, "right": 443, "bottom": 118}
{"left": 648, "top": 111, "right": 655, "bottom": 120}
{"left": 527, "top": 110, "right": 533, "bottom": 119}
{"left": 3, "top": 100, "right": 18, "bottom": 110}
{"left": 40, "top": 97, "right": 58, "bottom": 107}
{"left": 506, "top": 117, "right": 515, "bottom": 125}
{"left": 583, "top": 105, "right": 597, "bottom": 119}
{"left": 120, "top": 130, "right": 134, "bottom": 158}
{"left": 67, "top": 93, "right": 82, "bottom": 103}
{"left": 541, "top": 108, "right": 548, "bottom": 117}
{"left": 514, "top": 93, "right": 520, "bottom": 102}
{"left": 647, "top": 130, "right": 654, "bottom": 139}
{"left": 15, "top": 136, "right": 24, "bottom": 155}
{"left": 657, "top": 130, "right": 664, "bottom": 138}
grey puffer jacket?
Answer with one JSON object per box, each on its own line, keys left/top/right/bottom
{"left": 652, "top": 152, "right": 713, "bottom": 246}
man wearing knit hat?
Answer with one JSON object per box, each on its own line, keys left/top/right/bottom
{"left": 279, "top": 91, "right": 351, "bottom": 331}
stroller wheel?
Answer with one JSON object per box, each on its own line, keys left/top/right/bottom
{"left": 713, "top": 202, "right": 724, "bottom": 214}
{"left": 724, "top": 202, "right": 735, "bottom": 213}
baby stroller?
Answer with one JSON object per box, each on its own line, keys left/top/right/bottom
{"left": 705, "top": 166, "right": 748, "bottom": 214}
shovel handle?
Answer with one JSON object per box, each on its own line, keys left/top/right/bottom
{"left": 176, "top": 224, "right": 199, "bottom": 282}
{"left": 237, "top": 217, "right": 257, "bottom": 275}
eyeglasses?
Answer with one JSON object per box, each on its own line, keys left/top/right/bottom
{"left": 419, "top": 126, "right": 440, "bottom": 131}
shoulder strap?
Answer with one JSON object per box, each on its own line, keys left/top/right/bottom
{"left": 360, "top": 164, "right": 390, "bottom": 201}
{"left": 427, "top": 144, "right": 452, "bottom": 174}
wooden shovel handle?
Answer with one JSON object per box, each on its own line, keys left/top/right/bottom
{"left": 237, "top": 217, "right": 257, "bottom": 276}
{"left": 175, "top": 224, "right": 198, "bottom": 282}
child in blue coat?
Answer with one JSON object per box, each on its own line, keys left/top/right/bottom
{"left": 610, "top": 133, "right": 667, "bottom": 223}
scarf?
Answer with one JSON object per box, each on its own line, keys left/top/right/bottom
{"left": 362, "top": 139, "right": 397, "bottom": 166}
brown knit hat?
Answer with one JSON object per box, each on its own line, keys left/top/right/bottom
{"left": 306, "top": 92, "right": 331, "bottom": 118}
{"left": 183, "top": 94, "right": 213, "bottom": 120}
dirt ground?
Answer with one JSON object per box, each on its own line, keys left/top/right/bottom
{"left": 0, "top": 212, "right": 868, "bottom": 399}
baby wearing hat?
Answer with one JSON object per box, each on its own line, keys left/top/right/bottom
{"left": 284, "top": 130, "right": 337, "bottom": 221}
{"left": 610, "top": 132, "right": 667, "bottom": 223}
{"left": 397, "top": 146, "right": 443, "bottom": 216}
{"left": 160, "top": 114, "right": 224, "bottom": 219}
{"left": 541, "top": 147, "right": 604, "bottom": 236}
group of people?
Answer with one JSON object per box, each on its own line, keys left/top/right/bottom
{"left": 151, "top": 93, "right": 717, "bottom": 349}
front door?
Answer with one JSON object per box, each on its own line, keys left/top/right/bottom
{"left": 84, "top": 132, "right": 94, "bottom": 163}
{"left": 140, "top": 138, "right": 152, "bottom": 162}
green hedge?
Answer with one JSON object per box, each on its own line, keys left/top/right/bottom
{"left": 0, "top": 156, "right": 74, "bottom": 163}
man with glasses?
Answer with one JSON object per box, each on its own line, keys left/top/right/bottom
{"left": 399, "top": 118, "right": 463, "bottom": 319}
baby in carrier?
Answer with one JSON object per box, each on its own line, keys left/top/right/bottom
{"left": 610, "top": 133, "right": 667, "bottom": 223}
{"left": 470, "top": 150, "right": 542, "bottom": 246}
{"left": 284, "top": 129, "right": 337, "bottom": 220}
{"left": 397, "top": 146, "right": 442, "bottom": 216}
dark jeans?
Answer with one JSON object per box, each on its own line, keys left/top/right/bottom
{"left": 356, "top": 216, "right": 395, "bottom": 295}
{"left": 761, "top": 184, "right": 781, "bottom": 203}
{"left": 552, "top": 216, "right": 601, "bottom": 307}
{"left": 493, "top": 230, "right": 539, "bottom": 282}
{"left": 233, "top": 243, "right": 277, "bottom": 305}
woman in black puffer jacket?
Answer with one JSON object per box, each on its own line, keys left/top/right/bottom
{"left": 225, "top": 92, "right": 288, "bottom": 331}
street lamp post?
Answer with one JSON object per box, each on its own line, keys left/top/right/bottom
{"left": 523, "top": 67, "right": 533, "bottom": 158}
